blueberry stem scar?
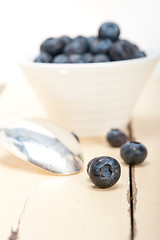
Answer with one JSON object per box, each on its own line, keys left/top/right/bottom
{"left": 127, "top": 122, "right": 136, "bottom": 240}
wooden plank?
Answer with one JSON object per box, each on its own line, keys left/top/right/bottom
{"left": 0, "top": 80, "right": 130, "bottom": 240}
{"left": 132, "top": 75, "right": 160, "bottom": 240}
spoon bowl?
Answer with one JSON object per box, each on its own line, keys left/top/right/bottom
{"left": 0, "top": 118, "right": 84, "bottom": 175}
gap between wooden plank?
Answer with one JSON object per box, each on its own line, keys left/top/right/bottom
{"left": 129, "top": 165, "right": 134, "bottom": 240}
{"left": 8, "top": 197, "right": 29, "bottom": 240}
{"left": 128, "top": 122, "right": 138, "bottom": 240}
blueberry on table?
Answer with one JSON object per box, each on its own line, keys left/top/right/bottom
{"left": 53, "top": 54, "right": 69, "bottom": 63}
{"left": 98, "top": 22, "right": 120, "bottom": 41}
{"left": 88, "top": 156, "right": 121, "bottom": 188}
{"left": 106, "top": 129, "right": 127, "bottom": 147}
{"left": 40, "top": 38, "right": 64, "bottom": 56}
{"left": 34, "top": 52, "right": 53, "bottom": 63}
{"left": 93, "top": 54, "right": 110, "bottom": 63}
{"left": 120, "top": 141, "right": 147, "bottom": 165}
{"left": 87, "top": 157, "right": 99, "bottom": 174}
{"left": 69, "top": 54, "right": 84, "bottom": 63}
{"left": 109, "top": 40, "right": 141, "bottom": 61}
{"left": 71, "top": 132, "right": 80, "bottom": 142}
{"left": 90, "top": 39, "right": 112, "bottom": 54}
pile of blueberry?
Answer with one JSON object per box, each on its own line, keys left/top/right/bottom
{"left": 87, "top": 129, "right": 147, "bottom": 189}
{"left": 34, "top": 22, "right": 146, "bottom": 64}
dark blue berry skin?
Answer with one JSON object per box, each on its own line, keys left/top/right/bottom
{"left": 82, "top": 53, "right": 93, "bottom": 63}
{"left": 71, "top": 132, "right": 80, "bottom": 142}
{"left": 40, "top": 38, "right": 64, "bottom": 56}
{"left": 134, "top": 51, "right": 146, "bottom": 58}
{"left": 69, "top": 54, "right": 84, "bottom": 63}
{"left": 120, "top": 141, "right": 147, "bottom": 165}
{"left": 74, "top": 36, "right": 88, "bottom": 44}
{"left": 109, "top": 40, "right": 140, "bottom": 61}
{"left": 63, "top": 37, "right": 88, "bottom": 55}
{"left": 90, "top": 39, "right": 112, "bottom": 54}
{"left": 99, "top": 22, "right": 120, "bottom": 41}
{"left": 88, "top": 36, "right": 97, "bottom": 43}
{"left": 34, "top": 52, "right": 53, "bottom": 63}
{"left": 88, "top": 156, "right": 121, "bottom": 188}
{"left": 107, "top": 129, "right": 127, "bottom": 147}
{"left": 87, "top": 157, "right": 98, "bottom": 174}
{"left": 87, "top": 36, "right": 97, "bottom": 51}
{"left": 93, "top": 54, "right": 110, "bottom": 63}
{"left": 59, "top": 36, "right": 72, "bottom": 45}
{"left": 52, "top": 54, "right": 69, "bottom": 63}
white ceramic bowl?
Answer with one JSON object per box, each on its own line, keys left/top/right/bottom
{"left": 18, "top": 51, "right": 159, "bottom": 137}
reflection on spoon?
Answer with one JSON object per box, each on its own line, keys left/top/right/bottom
{"left": 0, "top": 118, "right": 84, "bottom": 175}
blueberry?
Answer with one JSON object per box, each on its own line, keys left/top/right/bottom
{"left": 134, "top": 51, "right": 146, "bottom": 58}
{"left": 99, "top": 22, "right": 120, "bottom": 41}
{"left": 53, "top": 54, "right": 69, "bottom": 63}
{"left": 59, "top": 35, "right": 72, "bottom": 45}
{"left": 88, "top": 156, "right": 121, "bottom": 188}
{"left": 74, "top": 36, "right": 88, "bottom": 44}
{"left": 82, "top": 53, "right": 93, "bottom": 63}
{"left": 69, "top": 54, "right": 84, "bottom": 63}
{"left": 87, "top": 157, "right": 98, "bottom": 174}
{"left": 87, "top": 36, "right": 97, "bottom": 51}
{"left": 93, "top": 54, "right": 110, "bottom": 63}
{"left": 71, "top": 132, "right": 80, "bottom": 142}
{"left": 63, "top": 37, "right": 88, "bottom": 55}
{"left": 87, "top": 36, "right": 97, "bottom": 44}
{"left": 120, "top": 141, "right": 147, "bottom": 165}
{"left": 107, "top": 129, "right": 127, "bottom": 147}
{"left": 34, "top": 52, "right": 53, "bottom": 63}
{"left": 109, "top": 40, "right": 140, "bottom": 61}
{"left": 90, "top": 39, "right": 112, "bottom": 54}
{"left": 40, "top": 38, "right": 64, "bottom": 56}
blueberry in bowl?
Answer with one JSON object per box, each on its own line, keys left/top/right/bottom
{"left": 109, "top": 40, "right": 144, "bottom": 61}
{"left": 93, "top": 53, "right": 110, "bottom": 62}
{"left": 33, "top": 22, "right": 147, "bottom": 64}
{"left": 52, "top": 54, "right": 69, "bottom": 63}
{"left": 98, "top": 22, "right": 120, "bottom": 41}
{"left": 63, "top": 36, "right": 88, "bottom": 55}
{"left": 89, "top": 38, "right": 112, "bottom": 54}
{"left": 40, "top": 38, "right": 64, "bottom": 56}
{"left": 34, "top": 52, "right": 53, "bottom": 63}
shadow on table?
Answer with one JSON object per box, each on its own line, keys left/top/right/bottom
{"left": 86, "top": 179, "right": 122, "bottom": 192}
{"left": 91, "top": 183, "right": 121, "bottom": 191}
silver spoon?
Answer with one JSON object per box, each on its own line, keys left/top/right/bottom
{"left": 0, "top": 118, "right": 84, "bottom": 175}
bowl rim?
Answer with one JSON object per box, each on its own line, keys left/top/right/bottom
{"left": 17, "top": 49, "right": 160, "bottom": 69}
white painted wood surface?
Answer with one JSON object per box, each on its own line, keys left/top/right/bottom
{"left": 0, "top": 74, "right": 159, "bottom": 239}
{"left": 133, "top": 75, "right": 160, "bottom": 240}
{"left": 0, "top": 80, "right": 130, "bottom": 240}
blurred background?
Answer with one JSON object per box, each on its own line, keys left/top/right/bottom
{"left": 0, "top": 0, "right": 160, "bottom": 82}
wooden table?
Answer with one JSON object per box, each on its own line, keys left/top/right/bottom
{"left": 0, "top": 74, "right": 159, "bottom": 240}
